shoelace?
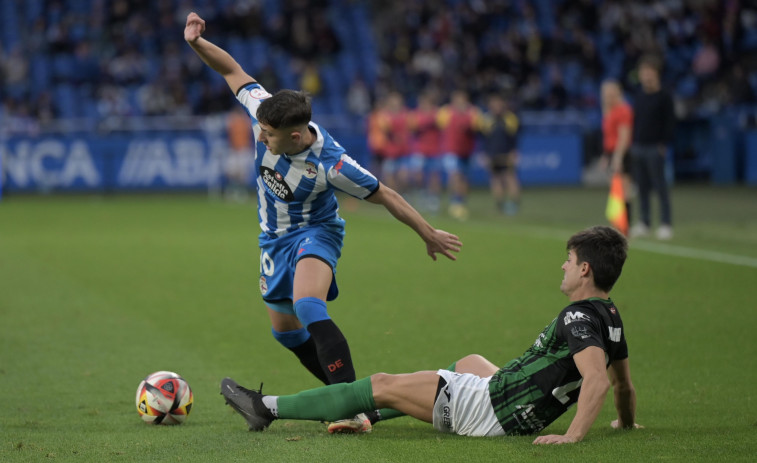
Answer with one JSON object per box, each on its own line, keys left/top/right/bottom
{"left": 237, "top": 382, "right": 264, "bottom": 398}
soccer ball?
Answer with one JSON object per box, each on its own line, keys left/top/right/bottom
{"left": 135, "top": 371, "right": 193, "bottom": 425}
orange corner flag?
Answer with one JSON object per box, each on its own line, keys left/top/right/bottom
{"left": 606, "top": 173, "right": 628, "bottom": 236}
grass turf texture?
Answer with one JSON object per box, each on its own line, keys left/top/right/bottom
{"left": 1, "top": 186, "right": 756, "bottom": 462}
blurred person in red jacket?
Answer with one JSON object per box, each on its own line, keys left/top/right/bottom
{"left": 437, "top": 90, "right": 480, "bottom": 220}
{"left": 409, "top": 89, "right": 443, "bottom": 213}
{"left": 379, "top": 92, "right": 412, "bottom": 193}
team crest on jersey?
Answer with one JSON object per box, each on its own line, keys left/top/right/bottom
{"left": 249, "top": 88, "right": 272, "bottom": 99}
{"left": 304, "top": 162, "right": 318, "bottom": 179}
{"left": 261, "top": 166, "right": 294, "bottom": 202}
{"left": 259, "top": 276, "right": 268, "bottom": 295}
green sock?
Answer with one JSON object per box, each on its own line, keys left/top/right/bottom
{"left": 277, "top": 377, "right": 376, "bottom": 422}
{"left": 375, "top": 361, "right": 458, "bottom": 422}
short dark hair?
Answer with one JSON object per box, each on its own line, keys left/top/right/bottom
{"left": 257, "top": 90, "right": 312, "bottom": 129}
{"left": 567, "top": 226, "right": 628, "bottom": 292}
{"left": 638, "top": 54, "right": 662, "bottom": 73}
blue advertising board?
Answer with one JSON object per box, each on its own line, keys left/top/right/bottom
{"left": 1, "top": 130, "right": 583, "bottom": 193}
{"left": 517, "top": 132, "right": 583, "bottom": 186}
{"left": 746, "top": 131, "right": 757, "bottom": 185}
{"left": 1, "top": 134, "right": 226, "bottom": 192}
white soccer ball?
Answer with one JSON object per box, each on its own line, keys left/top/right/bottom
{"left": 135, "top": 371, "right": 193, "bottom": 425}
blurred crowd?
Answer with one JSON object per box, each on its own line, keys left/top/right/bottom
{"left": 0, "top": 0, "right": 343, "bottom": 132}
{"left": 369, "top": 0, "right": 756, "bottom": 114}
{"left": 1, "top": 0, "right": 756, "bottom": 135}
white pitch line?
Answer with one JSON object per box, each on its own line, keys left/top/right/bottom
{"left": 502, "top": 224, "right": 757, "bottom": 269}
{"left": 630, "top": 240, "right": 757, "bottom": 269}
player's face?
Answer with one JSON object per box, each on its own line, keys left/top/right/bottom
{"left": 560, "top": 250, "right": 582, "bottom": 296}
{"left": 258, "top": 122, "right": 293, "bottom": 155}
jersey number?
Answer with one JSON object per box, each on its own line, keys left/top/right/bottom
{"left": 552, "top": 379, "right": 583, "bottom": 405}
{"left": 260, "top": 251, "right": 274, "bottom": 276}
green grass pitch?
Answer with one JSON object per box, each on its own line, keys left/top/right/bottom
{"left": 1, "top": 186, "right": 756, "bottom": 462}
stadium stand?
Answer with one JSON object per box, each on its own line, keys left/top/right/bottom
{"left": 1, "top": 0, "right": 756, "bottom": 184}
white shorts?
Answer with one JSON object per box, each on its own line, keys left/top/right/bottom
{"left": 432, "top": 370, "right": 505, "bottom": 437}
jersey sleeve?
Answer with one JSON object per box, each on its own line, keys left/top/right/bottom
{"left": 236, "top": 82, "right": 273, "bottom": 134}
{"left": 556, "top": 307, "right": 607, "bottom": 356}
{"left": 326, "top": 153, "right": 379, "bottom": 199}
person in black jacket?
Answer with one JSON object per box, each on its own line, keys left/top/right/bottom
{"left": 629, "top": 55, "right": 676, "bottom": 240}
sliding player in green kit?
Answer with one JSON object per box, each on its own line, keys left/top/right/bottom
{"left": 221, "top": 226, "right": 643, "bottom": 443}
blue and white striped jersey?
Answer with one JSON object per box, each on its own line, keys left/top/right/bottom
{"left": 236, "top": 82, "right": 379, "bottom": 239}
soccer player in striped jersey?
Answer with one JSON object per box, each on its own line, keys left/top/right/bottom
{"left": 184, "top": 12, "right": 461, "bottom": 417}
{"left": 221, "top": 226, "right": 642, "bottom": 443}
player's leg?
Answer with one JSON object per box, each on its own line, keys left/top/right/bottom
{"left": 293, "top": 257, "right": 356, "bottom": 384}
{"left": 267, "top": 303, "right": 329, "bottom": 385}
{"left": 357, "top": 354, "right": 498, "bottom": 428}
{"left": 453, "top": 354, "right": 499, "bottom": 377}
{"left": 261, "top": 239, "right": 332, "bottom": 385}
{"left": 221, "top": 371, "right": 439, "bottom": 428}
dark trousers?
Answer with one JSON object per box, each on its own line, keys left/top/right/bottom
{"left": 630, "top": 144, "right": 672, "bottom": 226}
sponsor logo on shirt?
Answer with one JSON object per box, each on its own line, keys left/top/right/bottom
{"left": 563, "top": 311, "right": 591, "bottom": 325}
{"left": 608, "top": 326, "right": 622, "bottom": 342}
{"left": 571, "top": 326, "right": 591, "bottom": 340}
{"left": 609, "top": 306, "right": 617, "bottom": 314}
{"left": 261, "top": 166, "right": 294, "bottom": 202}
{"left": 333, "top": 160, "right": 344, "bottom": 174}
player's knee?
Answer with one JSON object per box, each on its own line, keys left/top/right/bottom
{"left": 369, "top": 373, "right": 394, "bottom": 404}
{"left": 271, "top": 327, "right": 310, "bottom": 348}
{"left": 293, "top": 297, "right": 330, "bottom": 328}
{"left": 458, "top": 354, "right": 486, "bottom": 365}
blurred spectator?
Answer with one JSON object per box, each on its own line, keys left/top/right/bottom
{"left": 437, "top": 90, "right": 480, "bottom": 220}
{"left": 223, "top": 106, "right": 255, "bottom": 202}
{"left": 629, "top": 55, "right": 676, "bottom": 241}
{"left": 380, "top": 91, "right": 412, "bottom": 193}
{"left": 299, "top": 61, "right": 322, "bottom": 96}
{"left": 347, "top": 76, "right": 371, "bottom": 116}
{"left": 477, "top": 93, "right": 521, "bottom": 215}
{"left": 409, "top": 89, "right": 443, "bottom": 212}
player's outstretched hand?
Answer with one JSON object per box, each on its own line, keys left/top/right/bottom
{"left": 425, "top": 230, "right": 462, "bottom": 261}
{"left": 611, "top": 419, "right": 644, "bottom": 430}
{"left": 184, "top": 12, "right": 206, "bottom": 43}
{"left": 532, "top": 434, "right": 578, "bottom": 445}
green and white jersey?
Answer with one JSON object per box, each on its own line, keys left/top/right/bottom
{"left": 488, "top": 298, "right": 628, "bottom": 435}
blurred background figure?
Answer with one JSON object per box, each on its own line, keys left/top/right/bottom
{"left": 600, "top": 80, "right": 634, "bottom": 228}
{"left": 629, "top": 55, "right": 676, "bottom": 241}
{"left": 367, "top": 96, "right": 389, "bottom": 181}
{"left": 224, "top": 105, "right": 254, "bottom": 202}
{"left": 409, "top": 88, "right": 443, "bottom": 213}
{"left": 379, "top": 91, "right": 411, "bottom": 193}
{"left": 478, "top": 93, "right": 521, "bottom": 216}
{"left": 437, "top": 90, "right": 480, "bottom": 221}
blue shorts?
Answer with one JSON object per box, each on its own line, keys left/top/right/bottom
{"left": 258, "top": 221, "right": 344, "bottom": 314}
{"left": 441, "top": 153, "right": 471, "bottom": 174}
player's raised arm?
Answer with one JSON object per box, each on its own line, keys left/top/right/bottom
{"left": 184, "top": 12, "right": 256, "bottom": 94}
{"left": 366, "top": 183, "right": 462, "bottom": 261}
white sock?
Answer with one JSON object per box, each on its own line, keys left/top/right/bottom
{"left": 262, "top": 395, "right": 279, "bottom": 417}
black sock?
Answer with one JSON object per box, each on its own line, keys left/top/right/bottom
{"left": 306, "top": 319, "right": 356, "bottom": 384}
{"left": 287, "top": 336, "right": 330, "bottom": 385}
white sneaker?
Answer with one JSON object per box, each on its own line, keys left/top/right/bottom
{"left": 327, "top": 413, "right": 373, "bottom": 434}
{"left": 629, "top": 223, "right": 650, "bottom": 238}
{"left": 656, "top": 225, "right": 673, "bottom": 240}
